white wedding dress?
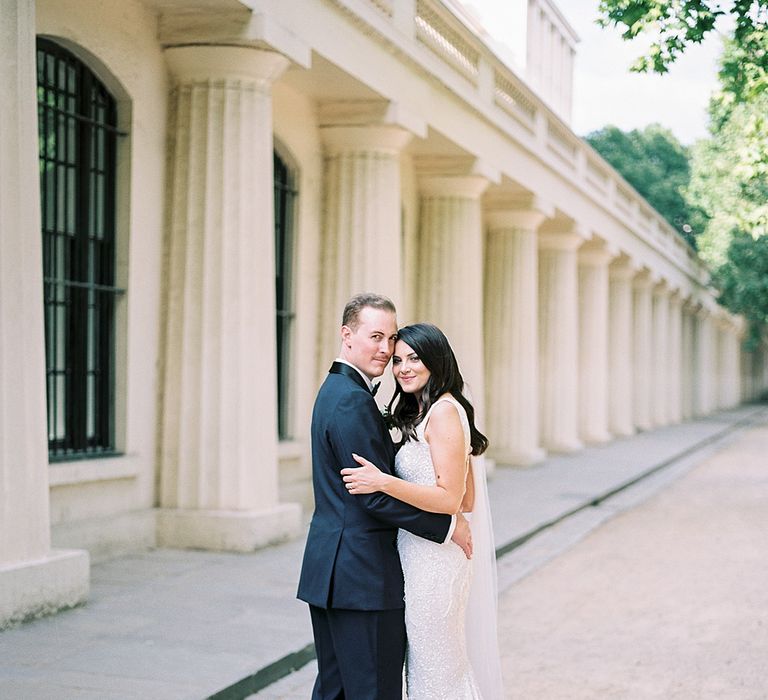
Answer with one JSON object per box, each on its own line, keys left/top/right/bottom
{"left": 396, "top": 396, "right": 494, "bottom": 700}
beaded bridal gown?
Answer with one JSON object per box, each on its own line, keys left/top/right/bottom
{"left": 395, "top": 396, "right": 483, "bottom": 700}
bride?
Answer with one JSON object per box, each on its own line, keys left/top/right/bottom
{"left": 341, "top": 323, "right": 504, "bottom": 699}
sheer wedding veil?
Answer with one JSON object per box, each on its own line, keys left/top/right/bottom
{"left": 466, "top": 453, "right": 505, "bottom": 698}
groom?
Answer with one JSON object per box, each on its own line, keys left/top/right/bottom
{"left": 297, "top": 292, "right": 472, "bottom": 700}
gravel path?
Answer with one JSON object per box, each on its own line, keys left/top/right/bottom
{"left": 498, "top": 423, "right": 768, "bottom": 699}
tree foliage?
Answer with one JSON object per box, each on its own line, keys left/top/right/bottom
{"left": 597, "top": 1, "right": 768, "bottom": 89}
{"left": 598, "top": 0, "right": 768, "bottom": 348}
{"left": 586, "top": 124, "right": 703, "bottom": 246}
{"left": 688, "top": 90, "right": 768, "bottom": 347}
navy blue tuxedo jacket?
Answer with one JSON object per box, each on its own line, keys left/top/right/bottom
{"left": 297, "top": 363, "right": 452, "bottom": 610}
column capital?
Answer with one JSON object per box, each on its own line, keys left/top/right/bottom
{"left": 165, "top": 45, "right": 289, "bottom": 85}
{"left": 578, "top": 241, "right": 617, "bottom": 266}
{"left": 609, "top": 257, "right": 637, "bottom": 280}
{"left": 652, "top": 280, "right": 671, "bottom": 298}
{"left": 415, "top": 155, "right": 500, "bottom": 184}
{"left": 632, "top": 270, "right": 655, "bottom": 290}
{"left": 486, "top": 208, "right": 549, "bottom": 233}
{"left": 319, "top": 99, "right": 427, "bottom": 139}
{"left": 538, "top": 231, "right": 584, "bottom": 252}
{"left": 419, "top": 174, "right": 489, "bottom": 198}
{"left": 320, "top": 124, "right": 413, "bottom": 154}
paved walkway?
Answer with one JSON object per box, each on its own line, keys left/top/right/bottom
{"left": 497, "top": 413, "right": 768, "bottom": 698}
{"left": 0, "top": 405, "right": 765, "bottom": 700}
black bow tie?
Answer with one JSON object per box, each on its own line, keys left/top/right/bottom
{"left": 371, "top": 382, "right": 380, "bottom": 397}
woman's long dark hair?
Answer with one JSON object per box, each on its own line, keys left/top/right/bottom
{"left": 388, "top": 323, "right": 488, "bottom": 456}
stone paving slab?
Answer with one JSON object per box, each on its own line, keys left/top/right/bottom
{"left": 0, "top": 405, "right": 764, "bottom": 700}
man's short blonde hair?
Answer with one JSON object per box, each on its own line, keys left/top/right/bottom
{"left": 342, "top": 293, "right": 396, "bottom": 330}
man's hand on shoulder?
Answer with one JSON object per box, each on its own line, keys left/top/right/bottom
{"left": 451, "top": 512, "right": 473, "bottom": 559}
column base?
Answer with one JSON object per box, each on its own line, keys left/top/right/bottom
{"left": 581, "top": 430, "right": 612, "bottom": 446}
{"left": 156, "top": 503, "right": 302, "bottom": 552}
{"left": 0, "top": 549, "right": 90, "bottom": 630}
{"left": 490, "top": 446, "right": 546, "bottom": 467}
{"left": 609, "top": 424, "right": 636, "bottom": 438}
{"left": 542, "top": 438, "right": 583, "bottom": 454}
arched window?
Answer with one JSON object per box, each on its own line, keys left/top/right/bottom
{"left": 37, "top": 39, "right": 122, "bottom": 459}
{"left": 274, "top": 151, "right": 297, "bottom": 440}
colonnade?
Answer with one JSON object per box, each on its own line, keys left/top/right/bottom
{"left": 2, "top": 27, "right": 766, "bottom": 631}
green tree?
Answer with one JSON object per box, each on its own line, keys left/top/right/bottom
{"left": 598, "top": 1, "right": 768, "bottom": 348}
{"left": 597, "top": 0, "right": 768, "bottom": 90}
{"left": 688, "top": 90, "right": 768, "bottom": 347}
{"left": 586, "top": 124, "right": 704, "bottom": 245}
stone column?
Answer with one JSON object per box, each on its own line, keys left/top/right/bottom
{"left": 418, "top": 176, "right": 489, "bottom": 422}
{"left": 158, "top": 46, "right": 301, "bottom": 551}
{"left": 681, "top": 301, "right": 696, "bottom": 420}
{"left": 484, "top": 206, "right": 548, "bottom": 465}
{"left": 632, "top": 273, "right": 653, "bottom": 431}
{"left": 0, "top": 0, "right": 89, "bottom": 628}
{"left": 651, "top": 283, "right": 671, "bottom": 427}
{"left": 538, "top": 230, "right": 584, "bottom": 452}
{"left": 667, "top": 293, "right": 683, "bottom": 424}
{"left": 724, "top": 322, "right": 742, "bottom": 408}
{"left": 693, "top": 308, "right": 715, "bottom": 416}
{"left": 715, "top": 320, "right": 728, "bottom": 409}
{"left": 319, "top": 124, "right": 413, "bottom": 369}
{"left": 608, "top": 260, "right": 635, "bottom": 436}
{"left": 578, "top": 244, "right": 614, "bottom": 444}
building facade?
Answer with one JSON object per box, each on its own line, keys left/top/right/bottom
{"left": 1, "top": 0, "right": 766, "bottom": 627}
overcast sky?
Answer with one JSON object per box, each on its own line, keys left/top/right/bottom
{"left": 463, "top": 0, "right": 726, "bottom": 144}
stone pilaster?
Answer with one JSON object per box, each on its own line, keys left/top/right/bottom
{"left": 607, "top": 260, "right": 635, "bottom": 436}
{"left": 578, "top": 244, "right": 615, "bottom": 444}
{"left": 667, "top": 293, "right": 683, "bottom": 424}
{"left": 538, "top": 229, "right": 584, "bottom": 452}
{"left": 158, "top": 46, "right": 300, "bottom": 551}
{"left": 484, "top": 206, "right": 549, "bottom": 465}
{"left": 651, "top": 283, "right": 671, "bottom": 427}
{"left": 319, "top": 123, "right": 413, "bottom": 370}
{"left": 0, "top": 0, "right": 89, "bottom": 628}
{"left": 418, "top": 175, "right": 489, "bottom": 426}
{"left": 632, "top": 273, "right": 653, "bottom": 431}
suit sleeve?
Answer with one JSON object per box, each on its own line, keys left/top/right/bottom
{"left": 329, "top": 389, "right": 452, "bottom": 543}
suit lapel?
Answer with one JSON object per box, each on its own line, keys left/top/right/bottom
{"left": 329, "top": 361, "right": 371, "bottom": 394}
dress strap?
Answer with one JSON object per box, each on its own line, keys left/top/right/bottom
{"left": 419, "top": 395, "right": 471, "bottom": 454}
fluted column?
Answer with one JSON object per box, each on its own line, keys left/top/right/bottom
{"left": 0, "top": 0, "right": 88, "bottom": 628}
{"left": 715, "top": 321, "right": 729, "bottom": 409}
{"left": 608, "top": 260, "right": 635, "bottom": 436}
{"left": 681, "top": 301, "right": 696, "bottom": 420}
{"left": 651, "top": 283, "right": 671, "bottom": 427}
{"left": 484, "top": 207, "right": 548, "bottom": 465}
{"left": 632, "top": 273, "right": 653, "bottom": 431}
{"left": 158, "top": 46, "right": 300, "bottom": 551}
{"left": 538, "top": 230, "right": 584, "bottom": 452}
{"left": 578, "top": 245, "right": 614, "bottom": 444}
{"left": 693, "top": 308, "right": 716, "bottom": 416}
{"left": 723, "top": 322, "right": 742, "bottom": 408}
{"left": 667, "top": 293, "right": 683, "bottom": 423}
{"left": 319, "top": 124, "right": 413, "bottom": 368}
{"left": 418, "top": 176, "right": 488, "bottom": 424}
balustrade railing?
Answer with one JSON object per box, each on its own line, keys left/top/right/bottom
{"left": 355, "top": 0, "right": 696, "bottom": 269}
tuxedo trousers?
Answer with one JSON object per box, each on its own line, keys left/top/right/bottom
{"left": 309, "top": 605, "right": 405, "bottom": 700}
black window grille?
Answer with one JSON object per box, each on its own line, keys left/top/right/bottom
{"left": 274, "top": 152, "right": 297, "bottom": 440}
{"left": 36, "top": 38, "right": 123, "bottom": 460}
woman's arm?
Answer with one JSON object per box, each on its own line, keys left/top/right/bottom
{"left": 341, "top": 401, "right": 468, "bottom": 514}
